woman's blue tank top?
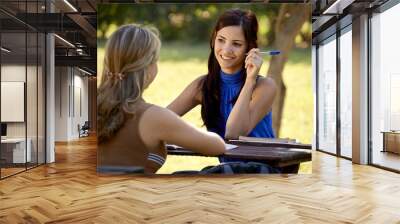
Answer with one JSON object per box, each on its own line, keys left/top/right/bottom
{"left": 213, "top": 69, "right": 275, "bottom": 163}
{"left": 211, "top": 69, "right": 275, "bottom": 139}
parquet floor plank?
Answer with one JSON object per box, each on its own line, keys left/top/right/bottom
{"left": 1, "top": 136, "right": 400, "bottom": 223}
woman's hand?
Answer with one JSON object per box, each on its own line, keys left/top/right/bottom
{"left": 245, "top": 48, "right": 263, "bottom": 80}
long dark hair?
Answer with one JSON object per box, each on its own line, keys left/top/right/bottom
{"left": 201, "top": 9, "right": 259, "bottom": 131}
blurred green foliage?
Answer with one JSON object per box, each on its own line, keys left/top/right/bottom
{"left": 98, "top": 4, "right": 292, "bottom": 47}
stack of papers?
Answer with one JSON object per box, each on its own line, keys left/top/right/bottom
{"left": 237, "top": 136, "right": 297, "bottom": 144}
{"left": 225, "top": 143, "right": 238, "bottom": 151}
{"left": 167, "top": 143, "right": 238, "bottom": 151}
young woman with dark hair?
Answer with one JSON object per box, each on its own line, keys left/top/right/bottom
{"left": 168, "top": 9, "right": 277, "bottom": 164}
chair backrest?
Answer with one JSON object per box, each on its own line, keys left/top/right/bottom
{"left": 82, "top": 121, "right": 90, "bottom": 129}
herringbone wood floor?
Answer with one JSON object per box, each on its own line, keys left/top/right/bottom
{"left": 1, "top": 136, "right": 400, "bottom": 223}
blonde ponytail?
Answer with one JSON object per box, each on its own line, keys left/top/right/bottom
{"left": 97, "top": 24, "right": 161, "bottom": 143}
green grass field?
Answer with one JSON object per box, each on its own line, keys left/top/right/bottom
{"left": 98, "top": 42, "right": 312, "bottom": 174}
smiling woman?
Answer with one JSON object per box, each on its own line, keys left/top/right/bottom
{"left": 214, "top": 26, "right": 247, "bottom": 74}
{"left": 167, "top": 9, "right": 277, "bottom": 165}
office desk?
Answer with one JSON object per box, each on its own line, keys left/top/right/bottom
{"left": 167, "top": 141, "right": 312, "bottom": 173}
{"left": 1, "top": 138, "right": 31, "bottom": 165}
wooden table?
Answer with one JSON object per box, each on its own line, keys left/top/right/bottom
{"left": 167, "top": 141, "right": 312, "bottom": 173}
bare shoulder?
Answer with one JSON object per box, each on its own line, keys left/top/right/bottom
{"left": 192, "top": 74, "right": 207, "bottom": 88}
{"left": 190, "top": 74, "right": 207, "bottom": 102}
{"left": 139, "top": 104, "right": 178, "bottom": 142}
{"left": 255, "top": 76, "right": 277, "bottom": 92}
{"left": 250, "top": 76, "right": 277, "bottom": 109}
{"left": 141, "top": 104, "right": 176, "bottom": 124}
{"left": 194, "top": 74, "right": 207, "bottom": 82}
{"left": 256, "top": 76, "right": 277, "bottom": 88}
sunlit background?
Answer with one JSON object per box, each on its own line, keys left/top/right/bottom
{"left": 97, "top": 4, "right": 312, "bottom": 174}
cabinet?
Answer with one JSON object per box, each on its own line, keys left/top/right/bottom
{"left": 382, "top": 131, "right": 400, "bottom": 154}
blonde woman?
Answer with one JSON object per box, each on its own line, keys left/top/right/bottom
{"left": 97, "top": 24, "right": 226, "bottom": 174}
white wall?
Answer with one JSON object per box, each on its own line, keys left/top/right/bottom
{"left": 54, "top": 67, "right": 89, "bottom": 141}
{"left": 55, "top": 66, "right": 69, "bottom": 141}
{"left": 1, "top": 65, "right": 26, "bottom": 81}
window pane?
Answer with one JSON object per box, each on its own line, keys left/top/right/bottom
{"left": 371, "top": 3, "right": 400, "bottom": 171}
{"left": 1, "top": 25, "right": 27, "bottom": 178}
{"left": 340, "top": 28, "right": 352, "bottom": 158}
{"left": 318, "top": 36, "right": 337, "bottom": 154}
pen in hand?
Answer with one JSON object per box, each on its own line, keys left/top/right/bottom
{"left": 245, "top": 50, "right": 281, "bottom": 56}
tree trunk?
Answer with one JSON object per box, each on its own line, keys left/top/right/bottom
{"left": 267, "top": 4, "right": 309, "bottom": 137}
